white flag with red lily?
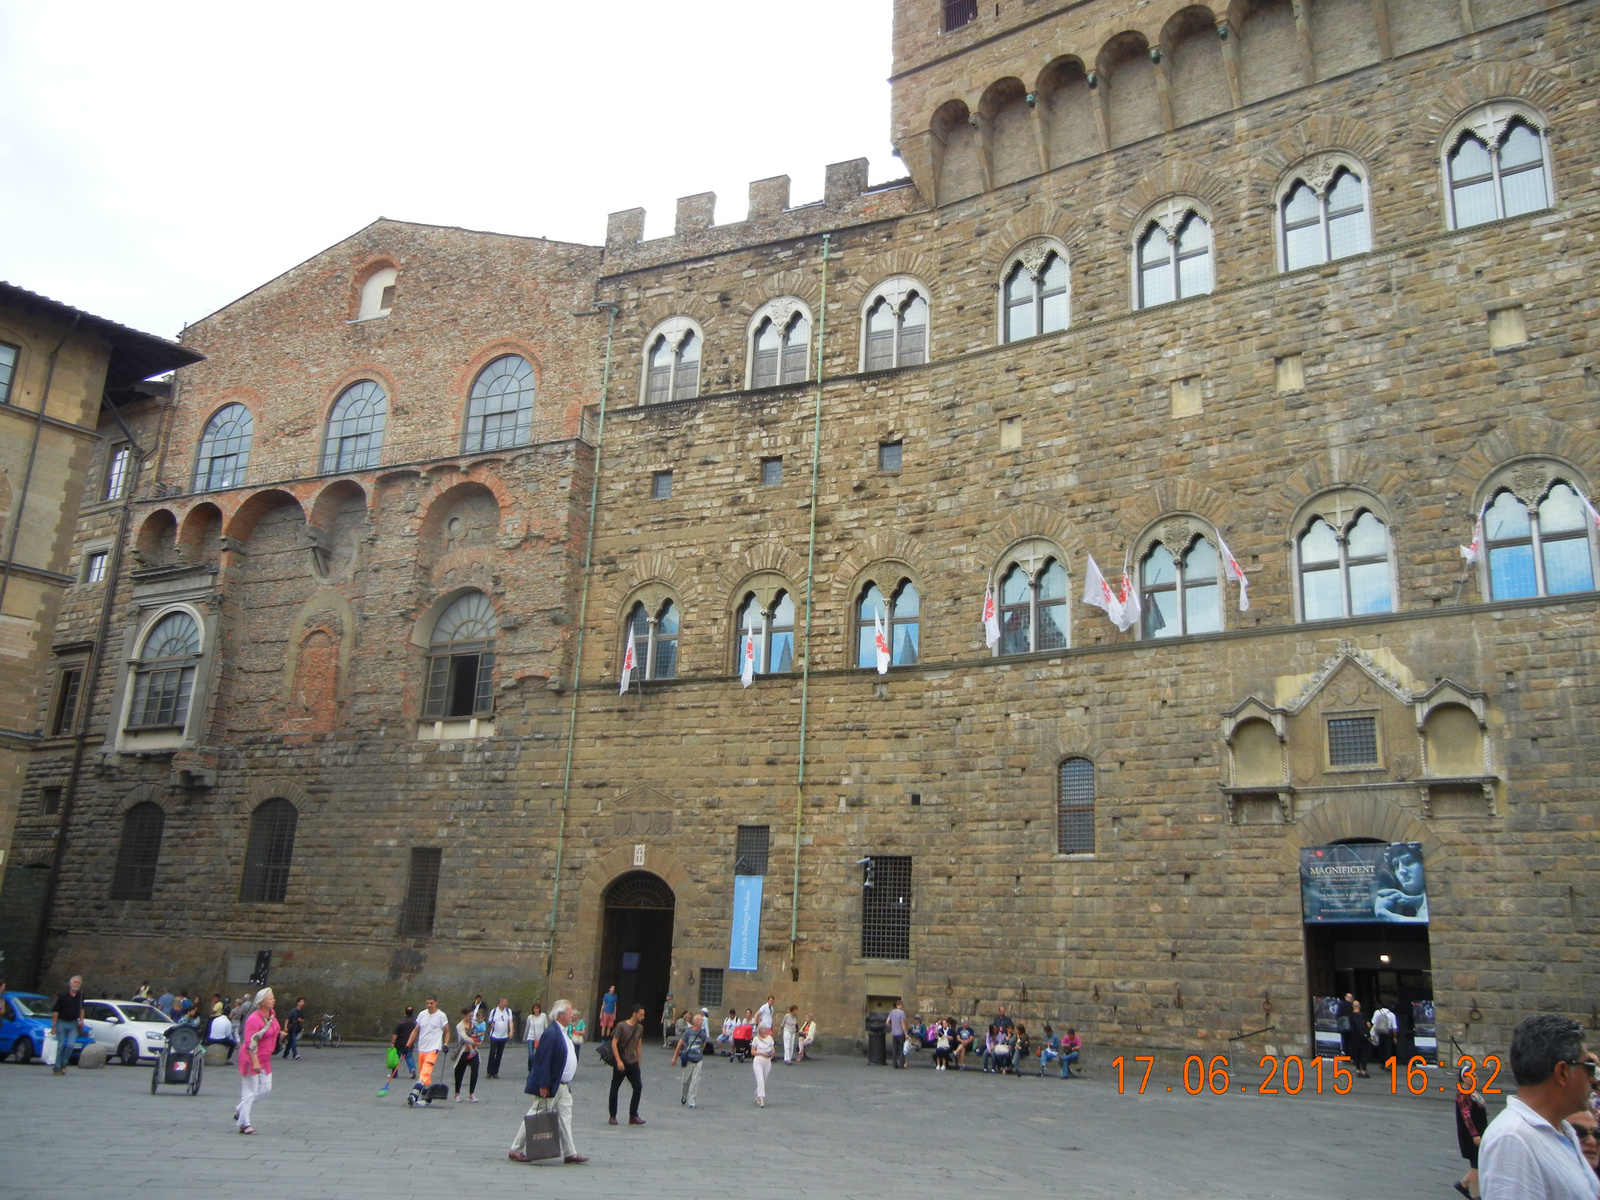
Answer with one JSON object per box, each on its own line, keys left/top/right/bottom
{"left": 1216, "top": 534, "right": 1250, "bottom": 612}
{"left": 740, "top": 626, "right": 756, "bottom": 688}
{"left": 981, "top": 580, "right": 1000, "bottom": 648}
{"left": 1116, "top": 550, "right": 1141, "bottom": 633}
{"left": 1081, "top": 555, "right": 1127, "bottom": 630}
{"left": 1577, "top": 487, "right": 1600, "bottom": 537}
{"left": 1460, "top": 502, "right": 1488, "bottom": 564}
{"left": 873, "top": 606, "right": 891, "bottom": 675}
{"left": 619, "top": 628, "right": 637, "bottom": 695}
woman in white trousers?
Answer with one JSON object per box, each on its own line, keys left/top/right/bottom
{"left": 751, "top": 1025, "right": 775, "bottom": 1107}
{"left": 235, "top": 988, "right": 279, "bottom": 1135}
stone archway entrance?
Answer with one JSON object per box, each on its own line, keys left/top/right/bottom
{"left": 596, "top": 871, "right": 675, "bottom": 1040}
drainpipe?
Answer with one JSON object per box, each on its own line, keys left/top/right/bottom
{"left": 790, "top": 234, "right": 829, "bottom": 981}
{"left": 0, "top": 314, "right": 80, "bottom": 620}
{"left": 30, "top": 388, "right": 144, "bottom": 987}
{"left": 544, "top": 301, "right": 618, "bottom": 992}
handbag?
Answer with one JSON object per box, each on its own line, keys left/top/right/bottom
{"left": 597, "top": 1039, "right": 617, "bottom": 1068}
{"left": 387, "top": 1046, "right": 401, "bottom": 1069}
{"left": 522, "top": 1110, "right": 563, "bottom": 1161}
{"left": 1368, "top": 1026, "right": 1380, "bottom": 1046}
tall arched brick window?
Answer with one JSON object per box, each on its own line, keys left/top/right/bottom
{"left": 240, "top": 798, "right": 298, "bottom": 904}
{"left": 111, "top": 802, "right": 165, "bottom": 900}
{"left": 193, "top": 403, "right": 253, "bottom": 492}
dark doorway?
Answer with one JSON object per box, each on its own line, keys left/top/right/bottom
{"left": 1305, "top": 923, "right": 1434, "bottom": 1061}
{"left": 596, "top": 871, "right": 675, "bottom": 1040}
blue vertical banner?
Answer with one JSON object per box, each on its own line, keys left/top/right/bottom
{"left": 728, "top": 875, "right": 763, "bottom": 971}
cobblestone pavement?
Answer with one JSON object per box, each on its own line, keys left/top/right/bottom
{"left": 0, "top": 1044, "right": 1476, "bottom": 1199}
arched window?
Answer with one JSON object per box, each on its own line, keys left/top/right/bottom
{"left": 127, "top": 610, "right": 201, "bottom": 730}
{"left": 855, "top": 580, "right": 920, "bottom": 668}
{"left": 193, "top": 403, "right": 253, "bottom": 491}
{"left": 750, "top": 305, "right": 810, "bottom": 389}
{"left": 465, "top": 355, "right": 536, "bottom": 452}
{"left": 997, "top": 557, "right": 1067, "bottom": 655}
{"left": 645, "top": 328, "right": 701, "bottom": 405}
{"left": 1141, "top": 535, "right": 1221, "bottom": 637}
{"left": 862, "top": 280, "right": 929, "bottom": 372}
{"left": 626, "top": 599, "right": 680, "bottom": 680}
{"left": 423, "top": 592, "right": 497, "bottom": 719}
{"left": 1281, "top": 167, "right": 1371, "bottom": 271}
{"left": 111, "top": 801, "right": 165, "bottom": 901}
{"left": 1298, "top": 510, "right": 1393, "bottom": 621}
{"left": 1136, "top": 211, "right": 1212, "bottom": 309}
{"left": 735, "top": 591, "right": 796, "bottom": 674}
{"left": 358, "top": 266, "right": 397, "bottom": 320}
{"left": 1484, "top": 481, "right": 1596, "bottom": 600}
{"left": 1003, "top": 249, "right": 1069, "bottom": 342}
{"left": 322, "top": 381, "right": 387, "bottom": 473}
{"left": 1447, "top": 113, "right": 1551, "bottom": 230}
{"left": 1058, "top": 757, "right": 1095, "bottom": 855}
{"left": 240, "top": 798, "right": 298, "bottom": 904}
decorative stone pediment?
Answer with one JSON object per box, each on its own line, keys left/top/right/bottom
{"left": 1285, "top": 639, "right": 1410, "bottom": 715}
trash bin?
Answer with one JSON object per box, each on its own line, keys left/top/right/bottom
{"left": 865, "top": 1013, "right": 888, "bottom": 1066}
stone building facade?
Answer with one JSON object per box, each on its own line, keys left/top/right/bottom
{"left": 13, "top": 0, "right": 1600, "bottom": 1058}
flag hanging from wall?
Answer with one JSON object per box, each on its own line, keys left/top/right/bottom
{"left": 1117, "top": 550, "right": 1142, "bottom": 633}
{"left": 740, "top": 627, "right": 756, "bottom": 688}
{"left": 873, "top": 606, "right": 890, "bottom": 674}
{"left": 1082, "top": 554, "right": 1127, "bottom": 630}
{"left": 1216, "top": 534, "right": 1250, "bottom": 612}
{"left": 619, "top": 628, "right": 637, "bottom": 695}
{"left": 981, "top": 580, "right": 1000, "bottom": 648}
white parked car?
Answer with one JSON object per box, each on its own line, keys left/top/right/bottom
{"left": 82, "top": 1000, "right": 176, "bottom": 1065}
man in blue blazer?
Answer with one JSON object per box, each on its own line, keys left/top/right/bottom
{"left": 509, "top": 998, "right": 586, "bottom": 1164}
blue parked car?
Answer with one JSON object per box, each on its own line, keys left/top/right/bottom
{"left": 2, "top": 992, "right": 94, "bottom": 1065}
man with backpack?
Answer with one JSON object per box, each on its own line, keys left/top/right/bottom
{"left": 1371, "top": 1003, "right": 1398, "bottom": 1066}
{"left": 671, "top": 1011, "right": 709, "bottom": 1108}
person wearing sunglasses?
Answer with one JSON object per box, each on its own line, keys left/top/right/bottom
{"left": 1568, "top": 1110, "right": 1600, "bottom": 1180}
{"left": 1480, "top": 1013, "right": 1600, "bottom": 1200}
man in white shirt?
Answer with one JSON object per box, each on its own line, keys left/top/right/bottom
{"left": 486, "top": 998, "right": 515, "bottom": 1079}
{"left": 1481, "top": 1013, "right": 1600, "bottom": 1200}
{"left": 407, "top": 996, "right": 451, "bottom": 1104}
{"left": 757, "top": 995, "right": 775, "bottom": 1029}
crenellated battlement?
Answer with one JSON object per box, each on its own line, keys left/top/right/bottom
{"left": 601, "top": 158, "right": 924, "bottom": 275}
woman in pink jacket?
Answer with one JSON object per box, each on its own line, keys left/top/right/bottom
{"left": 235, "top": 988, "right": 280, "bottom": 1135}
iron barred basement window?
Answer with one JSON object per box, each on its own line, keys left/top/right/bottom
{"left": 398, "top": 848, "right": 442, "bottom": 937}
{"left": 861, "top": 855, "right": 912, "bottom": 960}
{"left": 735, "top": 825, "right": 770, "bottom": 876}
{"left": 698, "top": 967, "right": 724, "bottom": 1011}
{"left": 111, "top": 801, "right": 165, "bottom": 901}
{"left": 240, "top": 798, "right": 298, "bottom": 903}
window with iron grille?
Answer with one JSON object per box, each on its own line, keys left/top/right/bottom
{"left": 240, "top": 798, "right": 298, "bottom": 903}
{"left": 698, "top": 967, "right": 724, "bottom": 1010}
{"left": 1327, "top": 715, "right": 1379, "bottom": 766}
{"left": 111, "top": 801, "right": 165, "bottom": 900}
{"left": 41, "top": 786, "right": 62, "bottom": 816}
{"left": 398, "top": 848, "right": 442, "bottom": 937}
{"left": 943, "top": 0, "right": 977, "bottom": 32}
{"left": 51, "top": 667, "right": 83, "bottom": 736}
{"left": 1058, "top": 757, "right": 1095, "bottom": 854}
{"left": 861, "top": 855, "right": 912, "bottom": 960}
{"left": 735, "top": 825, "right": 770, "bottom": 876}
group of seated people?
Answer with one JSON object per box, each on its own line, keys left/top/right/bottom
{"left": 901, "top": 1015, "right": 1082, "bottom": 1077}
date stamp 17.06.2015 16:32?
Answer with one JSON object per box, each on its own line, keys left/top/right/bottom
{"left": 1112, "top": 1054, "right": 1503, "bottom": 1097}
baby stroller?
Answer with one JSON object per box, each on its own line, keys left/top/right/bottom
{"left": 152, "top": 1023, "right": 203, "bottom": 1096}
{"left": 731, "top": 1022, "right": 754, "bottom": 1063}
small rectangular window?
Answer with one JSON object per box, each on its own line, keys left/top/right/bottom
{"left": 379, "top": 284, "right": 397, "bottom": 312}
{"left": 51, "top": 668, "right": 83, "bottom": 736}
{"left": 943, "top": 0, "right": 978, "bottom": 31}
{"left": 104, "top": 444, "right": 131, "bottom": 501}
{"left": 735, "top": 825, "right": 770, "bottom": 876}
{"left": 1488, "top": 306, "right": 1527, "bottom": 350}
{"left": 698, "top": 967, "right": 724, "bottom": 1010}
{"left": 0, "top": 341, "right": 17, "bottom": 404}
{"left": 85, "top": 552, "right": 108, "bottom": 584}
{"left": 399, "top": 848, "right": 442, "bottom": 937}
{"left": 652, "top": 471, "right": 673, "bottom": 499}
{"left": 1275, "top": 354, "right": 1305, "bottom": 393}
{"left": 760, "top": 457, "right": 783, "bottom": 487}
{"left": 862, "top": 855, "right": 912, "bottom": 959}
{"left": 1170, "top": 376, "right": 1202, "bottom": 418}
{"left": 1327, "top": 715, "right": 1379, "bottom": 766}
{"left": 878, "top": 441, "right": 903, "bottom": 472}
{"left": 999, "top": 416, "right": 1022, "bottom": 451}
{"left": 41, "top": 786, "right": 63, "bottom": 816}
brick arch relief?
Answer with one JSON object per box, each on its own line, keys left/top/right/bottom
{"left": 973, "top": 504, "right": 1089, "bottom": 578}
{"left": 1449, "top": 416, "right": 1600, "bottom": 512}
{"left": 283, "top": 591, "right": 354, "bottom": 730}
{"left": 1118, "top": 477, "right": 1232, "bottom": 549}
{"left": 1119, "top": 162, "right": 1234, "bottom": 237}
{"left": 1270, "top": 449, "right": 1408, "bottom": 542}
{"left": 118, "top": 782, "right": 171, "bottom": 815}
{"left": 1422, "top": 61, "right": 1571, "bottom": 152}
{"left": 730, "top": 269, "right": 820, "bottom": 323}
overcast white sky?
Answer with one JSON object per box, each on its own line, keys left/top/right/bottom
{"left": 0, "top": 0, "right": 898, "bottom": 340}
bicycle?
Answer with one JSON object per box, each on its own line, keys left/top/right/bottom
{"left": 309, "top": 1014, "right": 342, "bottom": 1048}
